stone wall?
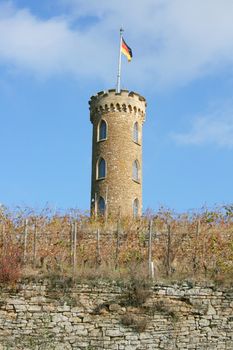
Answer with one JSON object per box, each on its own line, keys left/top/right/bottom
{"left": 0, "top": 280, "right": 232, "bottom": 349}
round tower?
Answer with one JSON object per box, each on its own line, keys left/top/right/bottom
{"left": 89, "top": 89, "right": 146, "bottom": 218}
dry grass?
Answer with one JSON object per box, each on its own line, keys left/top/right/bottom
{"left": 121, "top": 314, "right": 148, "bottom": 333}
{"left": 0, "top": 205, "right": 233, "bottom": 284}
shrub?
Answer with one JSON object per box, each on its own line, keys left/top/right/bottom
{"left": 123, "top": 275, "right": 151, "bottom": 307}
{"left": 121, "top": 313, "right": 148, "bottom": 332}
{"left": 0, "top": 245, "right": 22, "bottom": 284}
{"left": 149, "top": 300, "right": 179, "bottom": 322}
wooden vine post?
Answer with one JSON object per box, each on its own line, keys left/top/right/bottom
{"left": 148, "top": 220, "right": 154, "bottom": 279}
{"left": 115, "top": 209, "right": 121, "bottom": 269}
{"left": 33, "top": 219, "right": 37, "bottom": 268}
{"left": 23, "top": 219, "right": 28, "bottom": 264}
{"left": 72, "top": 221, "right": 77, "bottom": 281}
{"left": 96, "top": 228, "right": 101, "bottom": 267}
{"left": 166, "top": 223, "right": 171, "bottom": 277}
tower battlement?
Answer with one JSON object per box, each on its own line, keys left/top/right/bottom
{"left": 89, "top": 89, "right": 146, "bottom": 123}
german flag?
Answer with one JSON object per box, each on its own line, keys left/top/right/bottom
{"left": 121, "top": 38, "right": 133, "bottom": 62}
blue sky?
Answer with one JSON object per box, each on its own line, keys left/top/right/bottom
{"left": 0, "top": 0, "right": 233, "bottom": 214}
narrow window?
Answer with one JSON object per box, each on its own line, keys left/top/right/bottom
{"left": 133, "top": 198, "right": 139, "bottom": 217}
{"left": 98, "top": 120, "right": 107, "bottom": 141}
{"left": 97, "top": 158, "right": 106, "bottom": 179}
{"left": 98, "top": 197, "right": 105, "bottom": 215}
{"left": 133, "top": 160, "right": 139, "bottom": 182}
{"left": 133, "top": 122, "right": 139, "bottom": 143}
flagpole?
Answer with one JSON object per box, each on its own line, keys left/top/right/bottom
{"left": 116, "top": 28, "right": 123, "bottom": 93}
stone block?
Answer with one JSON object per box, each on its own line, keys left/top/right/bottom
{"left": 14, "top": 304, "right": 27, "bottom": 312}
{"left": 27, "top": 305, "right": 42, "bottom": 312}
{"left": 109, "top": 303, "right": 121, "bottom": 312}
{"left": 199, "top": 319, "right": 210, "bottom": 327}
{"left": 8, "top": 299, "right": 25, "bottom": 305}
{"left": 57, "top": 305, "right": 71, "bottom": 312}
{"left": 74, "top": 328, "right": 88, "bottom": 336}
{"left": 105, "top": 329, "right": 123, "bottom": 337}
{"left": 70, "top": 316, "right": 82, "bottom": 323}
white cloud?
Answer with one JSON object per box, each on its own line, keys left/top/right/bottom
{"left": 172, "top": 103, "right": 233, "bottom": 148}
{"left": 1, "top": 0, "right": 233, "bottom": 87}
{"left": 0, "top": 2, "right": 116, "bottom": 81}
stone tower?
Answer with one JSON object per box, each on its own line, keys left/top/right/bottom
{"left": 89, "top": 89, "right": 146, "bottom": 218}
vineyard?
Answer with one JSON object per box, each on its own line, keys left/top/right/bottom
{"left": 0, "top": 205, "right": 233, "bottom": 284}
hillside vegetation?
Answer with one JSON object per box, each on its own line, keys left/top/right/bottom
{"left": 0, "top": 205, "right": 233, "bottom": 285}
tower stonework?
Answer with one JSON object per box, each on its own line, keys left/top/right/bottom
{"left": 89, "top": 89, "right": 146, "bottom": 217}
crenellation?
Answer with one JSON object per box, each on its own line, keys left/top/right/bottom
{"left": 91, "top": 104, "right": 146, "bottom": 118}
{"left": 89, "top": 89, "right": 146, "bottom": 121}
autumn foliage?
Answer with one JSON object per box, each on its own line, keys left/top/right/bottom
{"left": 0, "top": 205, "right": 233, "bottom": 284}
{"left": 0, "top": 244, "right": 21, "bottom": 284}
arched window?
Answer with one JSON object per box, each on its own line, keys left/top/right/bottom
{"left": 133, "top": 122, "right": 139, "bottom": 143}
{"left": 97, "top": 158, "right": 106, "bottom": 179}
{"left": 98, "top": 197, "right": 105, "bottom": 215}
{"left": 133, "top": 160, "right": 139, "bottom": 182}
{"left": 98, "top": 120, "right": 107, "bottom": 141}
{"left": 133, "top": 198, "right": 139, "bottom": 217}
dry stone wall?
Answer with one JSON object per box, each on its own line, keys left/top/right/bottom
{"left": 0, "top": 281, "right": 232, "bottom": 349}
